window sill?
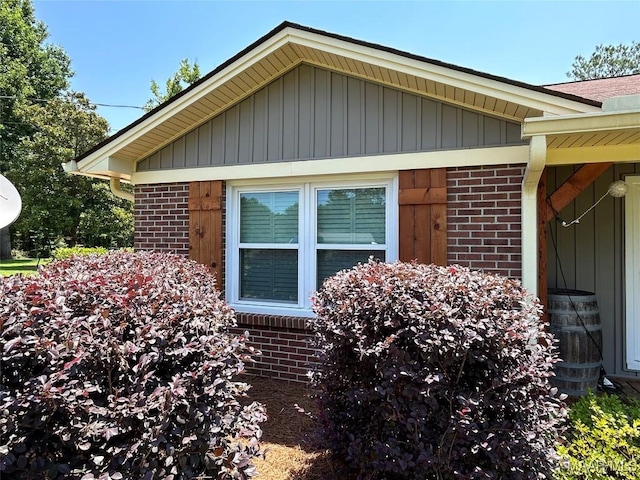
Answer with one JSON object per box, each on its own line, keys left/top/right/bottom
{"left": 233, "top": 311, "right": 310, "bottom": 331}
{"left": 228, "top": 302, "right": 315, "bottom": 319}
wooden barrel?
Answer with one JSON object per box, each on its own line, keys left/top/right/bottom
{"left": 547, "top": 289, "right": 602, "bottom": 396}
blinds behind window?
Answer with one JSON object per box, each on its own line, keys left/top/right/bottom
{"left": 317, "top": 188, "right": 385, "bottom": 244}
{"left": 317, "top": 250, "right": 386, "bottom": 287}
{"left": 240, "top": 249, "right": 298, "bottom": 302}
{"left": 240, "top": 192, "right": 298, "bottom": 244}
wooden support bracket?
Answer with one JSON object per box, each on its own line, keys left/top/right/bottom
{"left": 544, "top": 162, "right": 613, "bottom": 222}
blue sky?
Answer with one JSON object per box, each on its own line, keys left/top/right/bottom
{"left": 33, "top": 0, "right": 640, "bottom": 133}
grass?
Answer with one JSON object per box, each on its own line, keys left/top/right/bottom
{"left": 0, "top": 257, "right": 50, "bottom": 276}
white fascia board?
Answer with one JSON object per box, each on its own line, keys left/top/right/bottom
{"left": 84, "top": 156, "right": 133, "bottom": 178}
{"left": 131, "top": 145, "right": 529, "bottom": 185}
{"left": 288, "top": 29, "right": 600, "bottom": 116}
{"left": 546, "top": 144, "right": 640, "bottom": 165}
{"left": 68, "top": 170, "right": 116, "bottom": 181}
{"left": 523, "top": 110, "right": 640, "bottom": 137}
{"left": 74, "top": 30, "right": 294, "bottom": 174}
{"left": 70, "top": 157, "right": 132, "bottom": 182}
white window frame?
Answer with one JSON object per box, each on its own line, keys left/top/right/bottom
{"left": 226, "top": 173, "right": 398, "bottom": 317}
{"left": 237, "top": 187, "right": 303, "bottom": 306}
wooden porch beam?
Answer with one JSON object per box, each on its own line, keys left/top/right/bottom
{"left": 544, "top": 162, "right": 613, "bottom": 222}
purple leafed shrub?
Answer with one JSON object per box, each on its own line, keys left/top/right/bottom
{"left": 1, "top": 251, "right": 266, "bottom": 479}
{"left": 310, "top": 261, "right": 565, "bottom": 480}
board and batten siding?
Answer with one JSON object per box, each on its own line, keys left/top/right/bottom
{"left": 137, "top": 64, "right": 524, "bottom": 171}
{"left": 547, "top": 162, "right": 640, "bottom": 378}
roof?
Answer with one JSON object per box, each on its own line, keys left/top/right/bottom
{"left": 545, "top": 74, "right": 640, "bottom": 102}
{"left": 68, "top": 21, "right": 603, "bottom": 181}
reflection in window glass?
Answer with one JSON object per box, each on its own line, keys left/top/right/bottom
{"left": 317, "top": 250, "right": 385, "bottom": 288}
{"left": 317, "top": 188, "right": 385, "bottom": 244}
{"left": 240, "top": 249, "right": 298, "bottom": 302}
{"left": 240, "top": 191, "right": 298, "bottom": 244}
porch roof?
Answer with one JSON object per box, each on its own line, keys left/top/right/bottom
{"left": 522, "top": 95, "right": 640, "bottom": 165}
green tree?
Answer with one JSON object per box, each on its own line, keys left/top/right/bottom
{"left": 568, "top": 41, "right": 640, "bottom": 80}
{"left": 0, "top": 0, "right": 72, "bottom": 258}
{"left": 143, "top": 58, "right": 201, "bottom": 112}
{"left": 1, "top": 0, "right": 133, "bottom": 258}
{"left": 0, "top": 0, "right": 72, "bottom": 168}
{"left": 77, "top": 182, "right": 133, "bottom": 248}
{"left": 10, "top": 92, "right": 133, "bottom": 255}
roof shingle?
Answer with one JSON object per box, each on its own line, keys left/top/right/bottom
{"left": 544, "top": 74, "right": 640, "bottom": 102}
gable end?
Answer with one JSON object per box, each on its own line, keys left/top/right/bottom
{"left": 137, "top": 64, "right": 524, "bottom": 172}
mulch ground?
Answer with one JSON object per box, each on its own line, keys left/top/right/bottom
{"left": 241, "top": 376, "right": 336, "bottom": 480}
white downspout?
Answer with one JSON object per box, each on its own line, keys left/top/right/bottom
{"left": 110, "top": 178, "right": 134, "bottom": 203}
{"left": 521, "top": 135, "right": 546, "bottom": 296}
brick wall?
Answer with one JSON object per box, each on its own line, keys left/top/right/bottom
{"left": 231, "top": 314, "right": 316, "bottom": 383}
{"left": 132, "top": 167, "right": 527, "bottom": 382}
{"left": 447, "top": 165, "right": 524, "bottom": 278}
{"left": 134, "top": 183, "right": 190, "bottom": 255}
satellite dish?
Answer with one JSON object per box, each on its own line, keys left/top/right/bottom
{"left": 0, "top": 174, "right": 22, "bottom": 229}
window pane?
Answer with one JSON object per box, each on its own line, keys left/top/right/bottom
{"left": 240, "top": 192, "right": 298, "bottom": 243}
{"left": 317, "top": 249, "right": 385, "bottom": 287}
{"left": 317, "top": 188, "right": 385, "bottom": 244}
{"left": 241, "top": 249, "right": 298, "bottom": 302}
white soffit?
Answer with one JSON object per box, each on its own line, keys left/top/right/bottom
{"left": 523, "top": 105, "right": 640, "bottom": 165}
{"left": 289, "top": 28, "right": 598, "bottom": 117}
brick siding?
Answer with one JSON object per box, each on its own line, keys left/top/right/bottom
{"left": 231, "top": 314, "right": 316, "bottom": 383}
{"left": 447, "top": 165, "right": 524, "bottom": 278}
{"left": 134, "top": 183, "right": 190, "bottom": 255}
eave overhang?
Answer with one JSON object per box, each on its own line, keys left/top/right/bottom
{"left": 523, "top": 107, "right": 640, "bottom": 165}
{"left": 64, "top": 157, "right": 132, "bottom": 181}
{"left": 66, "top": 22, "right": 602, "bottom": 181}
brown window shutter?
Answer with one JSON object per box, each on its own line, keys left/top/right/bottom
{"left": 398, "top": 168, "right": 447, "bottom": 266}
{"left": 189, "top": 181, "right": 223, "bottom": 289}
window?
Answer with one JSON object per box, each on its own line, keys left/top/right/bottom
{"left": 227, "top": 175, "right": 398, "bottom": 316}
{"left": 239, "top": 191, "right": 299, "bottom": 303}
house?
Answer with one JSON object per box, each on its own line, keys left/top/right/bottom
{"left": 65, "top": 22, "right": 640, "bottom": 382}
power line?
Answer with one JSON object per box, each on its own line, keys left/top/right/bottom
{"left": 0, "top": 95, "right": 145, "bottom": 110}
{"left": 93, "top": 103, "right": 145, "bottom": 110}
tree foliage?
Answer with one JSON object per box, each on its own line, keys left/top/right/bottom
{"left": 0, "top": 0, "right": 72, "bottom": 258}
{"left": 0, "top": 0, "right": 133, "bottom": 257}
{"left": 0, "top": 0, "right": 72, "bottom": 172}
{"left": 144, "top": 58, "right": 201, "bottom": 111}
{"left": 9, "top": 92, "right": 133, "bottom": 255}
{"left": 568, "top": 42, "right": 640, "bottom": 80}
